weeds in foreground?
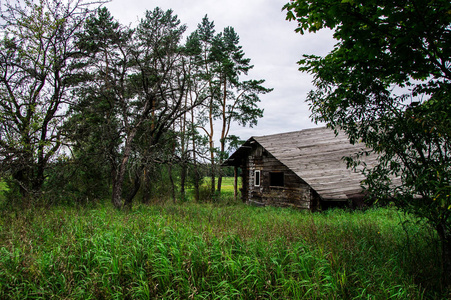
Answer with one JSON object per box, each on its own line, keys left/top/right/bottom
{"left": 0, "top": 203, "right": 445, "bottom": 299}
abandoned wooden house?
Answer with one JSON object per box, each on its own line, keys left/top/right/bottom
{"left": 222, "top": 127, "right": 376, "bottom": 210}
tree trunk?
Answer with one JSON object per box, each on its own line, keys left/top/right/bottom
{"left": 210, "top": 165, "right": 215, "bottom": 197}
{"left": 180, "top": 158, "right": 187, "bottom": 201}
{"left": 191, "top": 141, "right": 200, "bottom": 202}
{"left": 168, "top": 164, "right": 176, "bottom": 203}
{"left": 192, "top": 142, "right": 200, "bottom": 202}
{"left": 180, "top": 89, "right": 188, "bottom": 201}
{"left": 217, "top": 78, "right": 227, "bottom": 193}
{"left": 190, "top": 93, "right": 200, "bottom": 202}
{"left": 111, "top": 135, "right": 135, "bottom": 208}
{"left": 32, "top": 167, "right": 45, "bottom": 195}
{"left": 209, "top": 137, "right": 215, "bottom": 196}
{"left": 209, "top": 113, "right": 215, "bottom": 196}
{"left": 111, "top": 176, "right": 124, "bottom": 208}
{"left": 124, "top": 168, "right": 142, "bottom": 208}
{"left": 13, "top": 149, "right": 35, "bottom": 199}
{"left": 217, "top": 174, "right": 222, "bottom": 194}
{"left": 141, "top": 167, "right": 151, "bottom": 204}
{"left": 193, "top": 165, "right": 200, "bottom": 201}
{"left": 216, "top": 136, "right": 225, "bottom": 193}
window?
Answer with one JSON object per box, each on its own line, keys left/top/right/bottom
{"left": 270, "top": 172, "right": 284, "bottom": 187}
{"left": 254, "top": 170, "right": 261, "bottom": 186}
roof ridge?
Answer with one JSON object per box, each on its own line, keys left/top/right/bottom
{"left": 252, "top": 126, "right": 328, "bottom": 139}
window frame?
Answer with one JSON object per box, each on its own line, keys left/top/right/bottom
{"left": 254, "top": 170, "right": 261, "bottom": 187}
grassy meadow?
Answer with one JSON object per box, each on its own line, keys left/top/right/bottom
{"left": 0, "top": 178, "right": 447, "bottom": 299}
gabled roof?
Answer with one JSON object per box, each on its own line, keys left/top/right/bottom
{"left": 224, "top": 127, "right": 376, "bottom": 201}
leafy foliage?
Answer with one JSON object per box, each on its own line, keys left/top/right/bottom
{"left": 0, "top": 0, "right": 99, "bottom": 198}
{"left": 284, "top": 0, "right": 451, "bottom": 286}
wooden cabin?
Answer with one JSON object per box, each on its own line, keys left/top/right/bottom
{"left": 222, "top": 127, "right": 376, "bottom": 210}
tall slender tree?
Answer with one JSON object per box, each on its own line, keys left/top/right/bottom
{"left": 182, "top": 30, "right": 211, "bottom": 201}
{"left": 195, "top": 15, "right": 220, "bottom": 196}
{"left": 211, "top": 27, "right": 271, "bottom": 192}
{"left": 194, "top": 16, "right": 271, "bottom": 194}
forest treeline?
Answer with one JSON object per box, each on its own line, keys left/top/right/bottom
{"left": 0, "top": 0, "right": 272, "bottom": 208}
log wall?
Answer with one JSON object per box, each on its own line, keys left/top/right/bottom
{"left": 243, "top": 144, "right": 319, "bottom": 210}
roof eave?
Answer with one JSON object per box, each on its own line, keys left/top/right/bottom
{"left": 221, "top": 141, "right": 254, "bottom": 166}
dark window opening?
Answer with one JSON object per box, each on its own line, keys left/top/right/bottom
{"left": 254, "top": 170, "right": 261, "bottom": 186}
{"left": 270, "top": 172, "right": 284, "bottom": 187}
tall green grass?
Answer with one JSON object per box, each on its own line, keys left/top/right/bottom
{"left": 0, "top": 203, "right": 445, "bottom": 299}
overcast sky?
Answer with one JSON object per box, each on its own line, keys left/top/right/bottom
{"left": 105, "top": 0, "right": 336, "bottom": 140}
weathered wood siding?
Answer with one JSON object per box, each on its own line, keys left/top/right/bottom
{"left": 223, "top": 127, "right": 376, "bottom": 210}
{"left": 253, "top": 128, "right": 372, "bottom": 201}
{"left": 244, "top": 144, "right": 317, "bottom": 209}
